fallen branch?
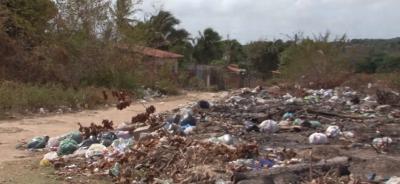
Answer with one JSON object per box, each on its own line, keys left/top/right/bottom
{"left": 233, "top": 156, "right": 350, "bottom": 183}
{"left": 305, "top": 108, "right": 369, "bottom": 119}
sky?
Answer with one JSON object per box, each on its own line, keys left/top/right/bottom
{"left": 139, "top": 0, "right": 400, "bottom": 43}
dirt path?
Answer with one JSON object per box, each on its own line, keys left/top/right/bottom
{"left": 0, "top": 92, "right": 219, "bottom": 163}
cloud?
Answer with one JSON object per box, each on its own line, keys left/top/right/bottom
{"left": 140, "top": 0, "right": 400, "bottom": 43}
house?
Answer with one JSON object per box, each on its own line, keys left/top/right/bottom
{"left": 116, "top": 44, "right": 183, "bottom": 74}
{"left": 186, "top": 64, "right": 249, "bottom": 90}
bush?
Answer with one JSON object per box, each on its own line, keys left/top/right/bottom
{"left": 279, "top": 34, "right": 350, "bottom": 88}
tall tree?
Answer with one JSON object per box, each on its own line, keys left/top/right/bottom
{"left": 221, "top": 39, "right": 245, "bottom": 65}
{"left": 146, "top": 10, "right": 189, "bottom": 50}
{"left": 1, "top": 0, "right": 57, "bottom": 44}
{"left": 245, "top": 40, "right": 287, "bottom": 78}
{"left": 193, "top": 28, "right": 223, "bottom": 64}
{"left": 111, "top": 0, "right": 141, "bottom": 41}
{"left": 54, "top": 0, "right": 111, "bottom": 40}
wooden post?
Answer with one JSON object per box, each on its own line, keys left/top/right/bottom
{"left": 206, "top": 72, "right": 211, "bottom": 88}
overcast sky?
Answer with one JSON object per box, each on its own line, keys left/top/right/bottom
{"left": 140, "top": 0, "right": 400, "bottom": 43}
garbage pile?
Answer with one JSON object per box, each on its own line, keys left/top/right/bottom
{"left": 24, "top": 86, "right": 400, "bottom": 183}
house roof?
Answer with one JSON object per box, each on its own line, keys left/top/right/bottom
{"left": 116, "top": 44, "right": 183, "bottom": 59}
{"left": 227, "top": 64, "right": 246, "bottom": 74}
{"left": 136, "top": 46, "right": 184, "bottom": 59}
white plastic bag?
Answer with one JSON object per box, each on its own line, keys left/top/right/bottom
{"left": 309, "top": 133, "right": 328, "bottom": 145}
{"left": 85, "top": 144, "right": 107, "bottom": 159}
{"left": 325, "top": 126, "right": 341, "bottom": 138}
{"left": 259, "top": 120, "right": 279, "bottom": 133}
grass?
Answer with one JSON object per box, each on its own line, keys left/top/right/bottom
{"left": 0, "top": 81, "right": 105, "bottom": 115}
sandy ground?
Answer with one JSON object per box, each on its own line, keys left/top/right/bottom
{"left": 0, "top": 91, "right": 219, "bottom": 164}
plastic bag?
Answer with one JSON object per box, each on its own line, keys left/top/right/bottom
{"left": 27, "top": 136, "right": 49, "bottom": 149}
{"left": 43, "top": 151, "right": 58, "bottom": 161}
{"left": 85, "top": 144, "right": 107, "bottom": 159}
{"left": 46, "top": 136, "right": 63, "bottom": 150}
{"left": 111, "top": 138, "right": 133, "bottom": 152}
{"left": 309, "top": 133, "right": 328, "bottom": 145}
{"left": 259, "top": 120, "right": 279, "bottom": 133}
{"left": 99, "top": 132, "right": 117, "bottom": 147}
{"left": 57, "top": 138, "right": 78, "bottom": 156}
{"left": 65, "top": 131, "right": 83, "bottom": 144}
{"left": 179, "top": 113, "right": 196, "bottom": 127}
{"left": 325, "top": 126, "right": 341, "bottom": 138}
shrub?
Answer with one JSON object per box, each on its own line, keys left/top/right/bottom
{"left": 279, "top": 34, "right": 350, "bottom": 88}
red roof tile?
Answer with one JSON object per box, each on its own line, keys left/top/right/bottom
{"left": 116, "top": 44, "right": 183, "bottom": 59}
{"left": 227, "top": 64, "right": 246, "bottom": 73}
{"left": 136, "top": 46, "right": 183, "bottom": 59}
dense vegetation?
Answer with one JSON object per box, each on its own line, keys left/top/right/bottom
{"left": 0, "top": 0, "right": 399, "bottom": 115}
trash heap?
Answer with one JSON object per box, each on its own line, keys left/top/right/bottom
{"left": 24, "top": 86, "right": 400, "bottom": 183}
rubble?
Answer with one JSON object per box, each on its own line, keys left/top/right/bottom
{"left": 22, "top": 85, "right": 400, "bottom": 183}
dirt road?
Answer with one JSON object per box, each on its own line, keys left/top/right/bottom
{"left": 0, "top": 92, "right": 218, "bottom": 163}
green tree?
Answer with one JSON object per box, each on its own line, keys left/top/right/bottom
{"left": 53, "top": 0, "right": 111, "bottom": 40}
{"left": 244, "top": 40, "right": 287, "bottom": 78}
{"left": 111, "top": 0, "right": 142, "bottom": 41}
{"left": 221, "top": 39, "right": 245, "bottom": 65}
{"left": 1, "top": 0, "right": 57, "bottom": 43}
{"left": 146, "top": 10, "right": 189, "bottom": 50}
{"left": 193, "top": 28, "right": 223, "bottom": 64}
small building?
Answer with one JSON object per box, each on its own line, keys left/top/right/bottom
{"left": 186, "top": 64, "right": 249, "bottom": 90}
{"left": 116, "top": 44, "right": 183, "bottom": 74}
{"left": 133, "top": 46, "right": 183, "bottom": 74}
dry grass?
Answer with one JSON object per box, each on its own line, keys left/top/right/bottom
{"left": 0, "top": 81, "right": 105, "bottom": 114}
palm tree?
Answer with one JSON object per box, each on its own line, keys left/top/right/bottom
{"left": 193, "top": 28, "right": 223, "bottom": 64}
{"left": 147, "top": 10, "right": 189, "bottom": 50}
{"left": 110, "top": 0, "right": 141, "bottom": 40}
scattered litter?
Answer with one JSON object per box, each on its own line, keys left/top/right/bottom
{"left": 278, "top": 120, "right": 291, "bottom": 126}
{"left": 57, "top": 139, "right": 78, "bottom": 156}
{"left": 182, "top": 125, "right": 196, "bottom": 135}
{"left": 259, "top": 120, "right": 279, "bottom": 133}
{"left": 40, "top": 159, "right": 51, "bottom": 167}
{"left": 372, "top": 137, "right": 393, "bottom": 150}
{"left": 46, "top": 137, "right": 61, "bottom": 150}
{"left": 99, "top": 132, "right": 117, "bottom": 147}
{"left": 21, "top": 86, "right": 400, "bottom": 183}
{"left": 179, "top": 113, "right": 196, "bottom": 127}
{"left": 64, "top": 132, "right": 83, "bottom": 144}
{"left": 386, "top": 176, "right": 400, "bottom": 184}
{"left": 79, "top": 136, "right": 99, "bottom": 148}
{"left": 85, "top": 144, "right": 107, "bottom": 159}
{"left": 209, "top": 134, "right": 234, "bottom": 145}
{"left": 198, "top": 100, "right": 210, "bottom": 109}
{"left": 43, "top": 151, "right": 58, "bottom": 161}
{"left": 111, "top": 138, "right": 133, "bottom": 152}
{"left": 282, "top": 112, "right": 294, "bottom": 120}
{"left": 27, "top": 136, "right": 49, "bottom": 149}
{"left": 309, "top": 133, "right": 328, "bottom": 144}
{"left": 244, "top": 121, "right": 260, "bottom": 132}
{"left": 342, "top": 131, "right": 355, "bottom": 138}
{"left": 109, "top": 162, "right": 121, "bottom": 177}
{"left": 325, "top": 125, "right": 341, "bottom": 138}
